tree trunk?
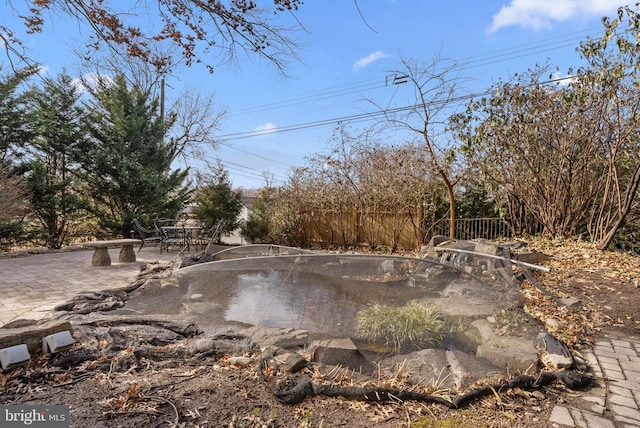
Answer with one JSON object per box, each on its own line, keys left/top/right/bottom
{"left": 446, "top": 181, "right": 456, "bottom": 239}
{"left": 596, "top": 163, "right": 640, "bottom": 250}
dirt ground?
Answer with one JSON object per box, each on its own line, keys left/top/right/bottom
{"left": 1, "top": 239, "right": 639, "bottom": 427}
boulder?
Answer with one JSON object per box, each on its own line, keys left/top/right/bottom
{"left": 476, "top": 336, "right": 538, "bottom": 373}
{"left": 471, "top": 319, "right": 572, "bottom": 372}
{"left": 536, "top": 332, "right": 573, "bottom": 370}
{"left": 309, "top": 338, "right": 376, "bottom": 374}
{"left": 240, "top": 325, "right": 309, "bottom": 349}
{"left": 380, "top": 348, "right": 502, "bottom": 389}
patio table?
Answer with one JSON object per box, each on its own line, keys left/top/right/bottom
{"left": 160, "top": 226, "right": 202, "bottom": 252}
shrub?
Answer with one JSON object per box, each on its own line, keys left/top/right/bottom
{"left": 355, "top": 302, "right": 444, "bottom": 351}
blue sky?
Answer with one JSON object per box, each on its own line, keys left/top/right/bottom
{"left": 2, "top": 0, "right": 633, "bottom": 189}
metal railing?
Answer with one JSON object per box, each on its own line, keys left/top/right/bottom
{"left": 431, "top": 218, "right": 514, "bottom": 241}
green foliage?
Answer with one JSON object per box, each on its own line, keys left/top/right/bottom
{"left": 79, "top": 74, "right": 190, "bottom": 237}
{"left": 0, "top": 66, "right": 38, "bottom": 161}
{"left": 241, "top": 187, "right": 274, "bottom": 243}
{"left": 455, "top": 177, "right": 499, "bottom": 219}
{"left": 21, "top": 72, "right": 88, "bottom": 248}
{"left": 299, "top": 409, "right": 324, "bottom": 428}
{"left": 0, "top": 221, "right": 24, "bottom": 250}
{"left": 609, "top": 221, "right": 640, "bottom": 255}
{"left": 355, "top": 302, "right": 444, "bottom": 351}
{"left": 192, "top": 163, "right": 243, "bottom": 235}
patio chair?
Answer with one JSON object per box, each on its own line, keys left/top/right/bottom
{"left": 132, "top": 219, "right": 162, "bottom": 252}
{"left": 155, "top": 218, "right": 190, "bottom": 252}
{"left": 195, "top": 219, "right": 226, "bottom": 249}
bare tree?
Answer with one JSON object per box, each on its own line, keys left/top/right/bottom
{"left": 77, "top": 46, "right": 174, "bottom": 97}
{"left": 165, "top": 87, "right": 226, "bottom": 164}
{"left": 375, "top": 58, "right": 469, "bottom": 238}
{"left": 354, "top": 142, "right": 433, "bottom": 251}
{"left": 457, "top": 7, "right": 640, "bottom": 248}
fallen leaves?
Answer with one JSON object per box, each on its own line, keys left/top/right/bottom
{"left": 521, "top": 280, "right": 596, "bottom": 349}
{"left": 519, "top": 237, "right": 640, "bottom": 338}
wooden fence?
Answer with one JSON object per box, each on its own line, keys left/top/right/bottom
{"left": 301, "top": 211, "right": 514, "bottom": 250}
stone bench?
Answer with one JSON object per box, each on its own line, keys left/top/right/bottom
{"left": 82, "top": 239, "right": 142, "bottom": 266}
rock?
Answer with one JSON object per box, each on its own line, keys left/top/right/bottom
{"left": 471, "top": 319, "right": 554, "bottom": 373}
{"left": 536, "top": 332, "right": 573, "bottom": 369}
{"left": 418, "top": 235, "right": 453, "bottom": 257}
{"left": 282, "top": 352, "right": 308, "bottom": 373}
{"left": 380, "top": 348, "right": 502, "bottom": 389}
{"left": 544, "top": 318, "right": 566, "bottom": 330}
{"left": 559, "top": 298, "right": 582, "bottom": 310}
{"left": 309, "top": 338, "right": 376, "bottom": 374}
{"left": 543, "top": 353, "right": 573, "bottom": 370}
{"left": 441, "top": 283, "right": 473, "bottom": 297}
{"left": 427, "top": 295, "right": 502, "bottom": 319}
{"left": 474, "top": 241, "right": 504, "bottom": 257}
{"left": 476, "top": 336, "right": 539, "bottom": 373}
{"left": 240, "top": 325, "right": 309, "bottom": 349}
{"left": 471, "top": 319, "right": 496, "bottom": 342}
{"left": 259, "top": 345, "right": 308, "bottom": 374}
{"left": 226, "top": 356, "right": 253, "bottom": 368}
{"left": 531, "top": 390, "right": 546, "bottom": 400}
{"left": 573, "top": 354, "right": 587, "bottom": 366}
{"left": 188, "top": 334, "right": 258, "bottom": 357}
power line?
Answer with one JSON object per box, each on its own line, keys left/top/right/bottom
{"left": 189, "top": 151, "right": 289, "bottom": 184}
{"left": 214, "top": 74, "right": 575, "bottom": 142}
{"left": 218, "top": 141, "right": 293, "bottom": 167}
{"left": 203, "top": 25, "right": 613, "bottom": 185}
{"left": 223, "top": 26, "right": 608, "bottom": 117}
{"left": 229, "top": 78, "right": 384, "bottom": 116}
{"left": 199, "top": 74, "right": 576, "bottom": 186}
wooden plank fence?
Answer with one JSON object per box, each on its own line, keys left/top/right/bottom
{"left": 302, "top": 211, "right": 514, "bottom": 249}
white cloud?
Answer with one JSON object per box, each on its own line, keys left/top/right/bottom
{"left": 36, "top": 65, "right": 49, "bottom": 76}
{"left": 551, "top": 70, "right": 577, "bottom": 86}
{"left": 253, "top": 122, "right": 277, "bottom": 135}
{"left": 352, "top": 50, "right": 390, "bottom": 72}
{"left": 489, "top": 0, "right": 629, "bottom": 33}
{"left": 72, "top": 72, "right": 114, "bottom": 94}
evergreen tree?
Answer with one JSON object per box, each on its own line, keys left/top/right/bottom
{"left": 0, "top": 66, "right": 37, "bottom": 247}
{"left": 241, "top": 187, "right": 274, "bottom": 243}
{"left": 0, "top": 66, "right": 37, "bottom": 162}
{"left": 22, "top": 72, "right": 87, "bottom": 248}
{"left": 80, "top": 74, "right": 190, "bottom": 237}
{"left": 192, "top": 163, "right": 243, "bottom": 235}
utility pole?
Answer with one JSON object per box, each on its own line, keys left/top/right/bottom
{"left": 160, "top": 77, "right": 165, "bottom": 129}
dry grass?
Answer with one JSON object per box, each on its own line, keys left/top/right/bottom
{"left": 355, "top": 302, "right": 445, "bottom": 351}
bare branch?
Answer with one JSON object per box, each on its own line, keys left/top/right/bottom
{"left": 5, "top": 0, "right": 303, "bottom": 74}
